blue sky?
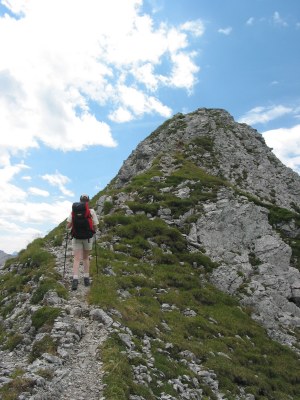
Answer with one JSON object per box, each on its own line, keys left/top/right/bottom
{"left": 0, "top": 0, "right": 300, "bottom": 254}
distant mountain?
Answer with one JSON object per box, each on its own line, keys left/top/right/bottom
{"left": 1, "top": 108, "right": 300, "bottom": 399}
{"left": 0, "top": 249, "right": 13, "bottom": 267}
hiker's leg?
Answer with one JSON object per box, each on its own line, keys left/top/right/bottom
{"left": 82, "top": 240, "right": 93, "bottom": 286}
{"left": 82, "top": 250, "right": 90, "bottom": 274}
{"left": 72, "top": 239, "right": 84, "bottom": 277}
{"left": 73, "top": 248, "right": 82, "bottom": 277}
{"left": 82, "top": 239, "right": 93, "bottom": 275}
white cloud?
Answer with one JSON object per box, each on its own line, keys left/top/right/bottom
{"left": 109, "top": 108, "right": 134, "bottom": 123}
{"left": 0, "top": 222, "right": 42, "bottom": 255}
{"left": 272, "top": 11, "right": 288, "bottom": 27}
{"left": 262, "top": 125, "right": 300, "bottom": 173}
{"left": 239, "top": 105, "right": 293, "bottom": 125}
{"left": 246, "top": 17, "right": 254, "bottom": 26}
{"left": 168, "top": 52, "right": 200, "bottom": 90}
{"left": 180, "top": 19, "right": 205, "bottom": 37}
{"left": 109, "top": 84, "right": 172, "bottom": 122}
{"left": 28, "top": 187, "right": 50, "bottom": 197}
{"left": 218, "top": 27, "right": 232, "bottom": 35}
{"left": 0, "top": 0, "right": 202, "bottom": 165}
{"left": 41, "top": 171, "right": 74, "bottom": 197}
{"left": 0, "top": 199, "right": 72, "bottom": 253}
{"left": 0, "top": 162, "right": 29, "bottom": 202}
{"left": 0, "top": 159, "right": 72, "bottom": 253}
{"left": 0, "top": 0, "right": 204, "bottom": 253}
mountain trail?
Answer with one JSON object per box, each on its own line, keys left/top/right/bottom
{"left": 31, "top": 244, "right": 109, "bottom": 400}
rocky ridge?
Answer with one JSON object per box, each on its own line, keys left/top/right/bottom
{"left": 109, "top": 108, "right": 300, "bottom": 353}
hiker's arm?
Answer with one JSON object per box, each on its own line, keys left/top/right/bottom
{"left": 66, "top": 214, "right": 72, "bottom": 230}
{"left": 91, "top": 209, "right": 99, "bottom": 232}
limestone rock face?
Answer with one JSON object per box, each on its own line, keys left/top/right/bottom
{"left": 189, "top": 187, "right": 300, "bottom": 346}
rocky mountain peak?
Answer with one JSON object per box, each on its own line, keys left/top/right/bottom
{"left": 115, "top": 108, "right": 300, "bottom": 212}
{"left": 105, "top": 108, "right": 300, "bottom": 353}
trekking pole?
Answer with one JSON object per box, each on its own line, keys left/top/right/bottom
{"left": 94, "top": 233, "right": 98, "bottom": 275}
{"left": 63, "top": 231, "right": 69, "bottom": 277}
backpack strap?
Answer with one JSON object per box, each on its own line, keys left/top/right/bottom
{"left": 84, "top": 202, "right": 95, "bottom": 233}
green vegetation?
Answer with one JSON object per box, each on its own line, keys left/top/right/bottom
{"left": 103, "top": 200, "right": 114, "bottom": 215}
{"left": 31, "top": 277, "right": 68, "bottom": 304}
{"left": 31, "top": 306, "right": 61, "bottom": 331}
{"left": 149, "top": 113, "right": 186, "bottom": 140}
{"left": 1, "top": 237, "right": 68, "bottom": 304}
{"left": 91, "top": 240, "right": 300, "bottom": 399}
{"left": 101, "top": 335, "right": 136, "bottom": 400}
{"left": 190, "top": 136, "right": 215, "bottom": 153}
{"left": 3, "top": 333, "right": 24, "bottom": 351}
{"left": 29, "top": 334, "right": 57, "bottom": 363}
{"left": 0, "top": 376, "right": 35, "bottom": 400}
{"left": 90, "top": 206, "right": 300, "bottom": 399}
{"left": 101, "top": 212, "right": 217, "bottom": 271}
{"left": 88, "top": 149, "right": 300, "bottom": 399}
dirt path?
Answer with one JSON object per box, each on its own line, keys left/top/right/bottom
{"left": 30, "top": 246, "right": 109, "bottom": 400}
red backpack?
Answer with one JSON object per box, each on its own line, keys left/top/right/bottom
{"left": 71, "top": 202, "right": 95, "bottom": 239}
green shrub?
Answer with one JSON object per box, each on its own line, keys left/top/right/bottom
{"left": 88, "top": 275, "right": 119, "bottom": 309}
{"left": 29, "top": 334, "right": 57, "bottom": 363}
{"left": 0, "top": 376, "right": 35, "bottom": 400}
{"left": 4, "top": 333, "right": 23, "bottom": 351}
{"left": 126, "top": 201, "right": 160, "bottom": 215}
{"left": 191, "top": 136, "right": 214, "bottom": 152}
{"left": 31, "top": 279, "right": 68, "bottom": 304}
{"left": 179, "top": 251, "right": 218, "bottom": 271}
{"left": 31, "top": 306, "right": 61, "bottom": 331}
{"left": 268, "top": 206, "right": 300, "bottom": 227}
{"left": 101, "top": 334, "right": 133, "bottom": 400}
{"left": 18, "top": 240, "right": 54, "bottom": 267}
{"left": 104, "top": 213, "right": 132, "bottom": 227}
{"left": 103, "top": 201, "right": 114, "bottom": 215}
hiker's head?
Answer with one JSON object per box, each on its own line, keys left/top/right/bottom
{"left": 80, "top": 194, "right": 90, "bottom": 202}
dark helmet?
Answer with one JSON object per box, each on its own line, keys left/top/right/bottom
{"left": 80, "top": 194, "right": 90, "bottom": 202}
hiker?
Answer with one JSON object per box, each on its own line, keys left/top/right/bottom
{"left": 66, "top": 194, "right": 99, "bottom": 290}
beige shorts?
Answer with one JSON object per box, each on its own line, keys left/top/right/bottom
{"left": 72, "top": 237, "right": 94, "bottom": 251}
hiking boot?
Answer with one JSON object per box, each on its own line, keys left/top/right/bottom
{"left": 84, "top": 277, "right": 90, "bottom": 287}
{"left": 72, "top": 279, "right": 78, "bottom": 290}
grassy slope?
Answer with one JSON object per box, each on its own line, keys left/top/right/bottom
{"left": 87, "top": 156, "right": 300, "bottom": 400}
